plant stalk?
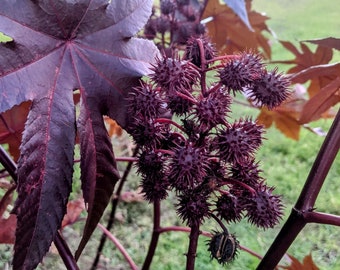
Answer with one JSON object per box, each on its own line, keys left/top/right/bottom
{"left": 54, "top": 232, "right": 80, "bottom": 270}
{"left": 142, "top": 199, "right": 161, "bottom": 270}
{"left": 97, "top": 223, "right": 138, "bottom": 270}
{"left": 257, "top": 109, "right": 340, "bottom": 270}
{"left": 186, "top": 223, "right": 200, "bottom": 270}
{"left": 0, "top": 145, "right": 17, "bottom": 183}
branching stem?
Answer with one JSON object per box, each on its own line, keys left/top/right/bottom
{"left": 257, "top": 109, "right": 340, "bottom": 270}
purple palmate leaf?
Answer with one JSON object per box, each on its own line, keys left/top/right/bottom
{"left": 0, "top": 0, "right": 159, "bottom": 269}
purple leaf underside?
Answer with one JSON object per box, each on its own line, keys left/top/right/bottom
{"left": 0, "top": 0, "right": 158, "bottom": 269}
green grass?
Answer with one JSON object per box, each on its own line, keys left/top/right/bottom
{"left": 1, "top": 0, "right": 339, "bottom": 269}
{"left": 253, "top": 0, "right": 340, "bottom": 65}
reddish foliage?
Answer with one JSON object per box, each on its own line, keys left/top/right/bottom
{"left": 202, "top": 0, "right": 271, "bottom": 58}
{"left": 283, "top": 254, "right": 320, "bottom": 270}
{"left": 0, "top": 102, "right": 31, "bottom": 161}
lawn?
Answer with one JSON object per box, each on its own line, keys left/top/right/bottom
{"left": 0, "top": 0, "right": 339, "bottom": 269}
{"left": 253, "top": 0, "right": 340, "bottom": 63}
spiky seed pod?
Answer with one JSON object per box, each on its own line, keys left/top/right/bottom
{"left": 160, "top": 0, "right": 177, "bottom": 15}
{"left": 176, "top": 0, "right": 190, "bottom": 7}
{"left": 193, "top": 88, "right": 231, "bottom": 132}
{"left": 194, "top": 23, "right": 206, "bottom": 36}
{"left": 167, "top": 93, "right": 194, "bottom": 116}
{"left": 219, "top": 52, "right": 264, "bottom": 95}
{"left": 175, "top": 23, "right": 197, "bottom": 44}
{"left": 182, "top": 5, "right": 197, "bottom": 21}
{"left": 230, "top": 158, "right": 263, "bottom": 188}
{"left": 136, "top": 150, "right": 165, "bottom": 176}
{"left": 144, "top": 19, "right": 157, "bottom": 39}
{"left": 247, "top": 68, "right": 290, "bottom": 109}
{"left": 137, "top": 150, "right": 170, "bottom": 202}
{"left": 168, "top": 142, "right": 209, "bottom": 191}
{"left": 156, "top": 16, "right": 171, "bottom": 34}
{"left": 216, "top": 119, "right": 264, "bottom": 165}
{"left": 215, "top": 194, "right": 243, "bottom": 223}
{"left": 141, "top": 171, "right": 169, "bottom": 202}
{"left": 241, "top": 52, "right": 263, "bottom": 71}
{"left": 150, "top": 56, "right": 200, "bottom": 93}
{"left": 128, "top": 118, "right": 169, "bottom": 149}
{"left": 185, "top": 36, "right": 216, "bottom": 67}
{"left": 207, "top": 230, "right": 239, "bottom": 265}
{"left": 205, "top": 160, "right": 227, "bottom": 186}
{"left": 176, "top": 188, "right": 211, "bottom": 226}
{"left": 245, "top": 183, "right": 284, "bottom": 229}
{"left": 181, "top": 119, "right": 201, "bottom": 141}
{"left": 181, "top": 118, "right": 211, "bottom": 147}
{"left": 127, "top": 83, "right": 167, "bottom": 119}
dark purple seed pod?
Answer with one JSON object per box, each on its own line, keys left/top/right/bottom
{"left": 127, "top": 83, "right": 167, "bottom": 119}
{"left": 245, "top": 183, "right": 284, "bottom": 229}
{"left": 230, "top": 157, "right": 263, "bottom": 188}
{"left": 155, "top": 16, "right": 171, "bottom": 34}
{"left": 193, "top": 87, "right": 231, "bottom": 132}
{"left": 167, "top": 93, "right": 194, "bottom": 116}
{"left": 144, "top": 19, "right": 158, "bottom": 39}
{"left": 182, "top": 5, "right": 197, "bottom": 21}
{"left": 246, "top": 68, "right": 290, "bottom": 109}
{"left": 160, "top": 0, "right": 177, "bottom": 15}
{"left": 215, "top": 194, "right": 243, "bottom": 223}
{"left": 150, "top": 55, "right": 200, "bottom": 92}
{"left": 185, "top": 36, "right": 216, "bottom": 67}
{"left": 141, "top": 171, "right": 169, "bottom": 202}
{"left": 175, "top": 22, "right": 196, "bottom": 44}
{"left": 194, "top": 23, "right": 206, "bottom": 36}
{"left": 168, "top": 142, "right": 210, "bottom": 191}
{"left": 127, "top": 118, "right": 169, "bottom": 149}
{"left": 219, "top": 52, "right": 264, "bottom": 95}
{"left": 136, "top": 150, "right": 170, "bottom": 202}
{"left": 176, "top": 188, "right": 211, "bottom": 226}
{"left": 216, "top": 118, "right": 264, "bottom": 165}
{"left": 207, "top": 230, "right": 239, "bottom": 265}
{"left": 136, "top": 150, "right": 165, "bottom": 176}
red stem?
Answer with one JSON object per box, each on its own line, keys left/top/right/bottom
{"left": 186, "top": 223, "right": 200, "bottom": 270}
{"left": 175, "top": 91, "right": 198, "bottom": 105}
{"left": 97, "top": 223, "right": 138, "bottom": 270}
{"left": 155, "top": 117, "right": 185, "bottom": 132}
{"left": 115, "top": 157, "right": 139, "bottom": 162}
{"left": 197, "top": 38, "right": 208, "bottom": 97}
{"left": 142, "top": 199, "right": 161, "bottom": 270}
{"left": 222, "top": 178, "right": 257, "bottom": 196}
{"left": 158, "top": 226, "right": 270, "bottom": 262}
{"left": 295, "top": 109, "right": 340, "bottom": 209}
